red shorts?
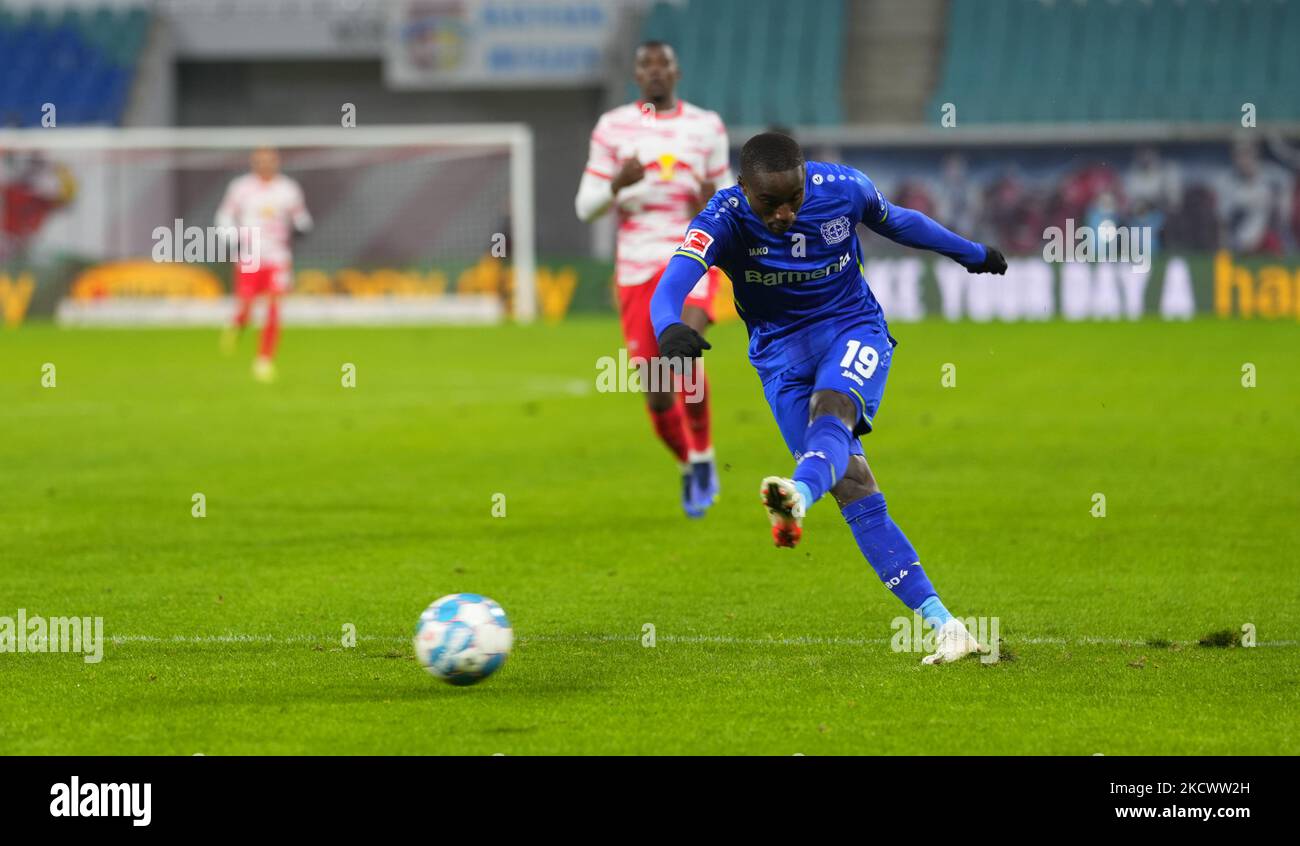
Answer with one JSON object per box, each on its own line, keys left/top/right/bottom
{"left": 235, "top": 264, "right": 290, "bottom": 298}
{"left": 617, "top": 264, "right": 721, "bottom": 359}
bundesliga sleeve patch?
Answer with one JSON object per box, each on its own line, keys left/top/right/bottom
{"left": 679, "top": 228, "right": 714, "bottom": 259}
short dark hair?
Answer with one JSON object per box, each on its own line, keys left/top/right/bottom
{"left": 741, "top": 132, "right": 804, "bottom": 178}
{"left": 636, "top": 40, "right": 675, "bottom": 58}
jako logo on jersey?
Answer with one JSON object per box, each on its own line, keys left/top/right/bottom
{"left": 679, "top": 228, "right": 713, "bottom": 258}
{"left": 743, "top": 252, "right": 851, "bottom": 286}
{"left": 820, "top": 216, "right": 852, "bottom": 245}
{"left": 748, "top": 246, "right": 768, "bottom": 256}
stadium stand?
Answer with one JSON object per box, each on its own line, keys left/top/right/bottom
{"left": 930, "top": 0, "right": 1300, "bottom": 123}
{"left": 0, "top": 4, "right": 150, "bottom": 127}
{"left": 634, "top": 0, "right": 846, "bottom": 126}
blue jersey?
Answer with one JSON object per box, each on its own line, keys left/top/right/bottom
{"left": 650, "top": 161, "right": 986, "bottom": 378}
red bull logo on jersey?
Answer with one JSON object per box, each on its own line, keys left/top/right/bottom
{"left": 743, "top": 252, "right": 852, "bottom": 286}
{"left": 656, "top": 153, "right": 677, "bottom": 181}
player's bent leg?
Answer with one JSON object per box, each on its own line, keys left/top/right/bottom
{"left": 644, "top": 383, "right": 700, "bottom": 518}
{"left": 624, "top": 278, "right": 702, "bottom": 517}
{"left": 759, "top": 390, "right": 859, "bottom": 549}
{"left": 232, "top": 286, "right": 255, "bottom": 329}
{"left": 253, "top": 294, "right": 280, "bottom": 383}
{"left": 637, "top": 340, "right": 689, "bottom": 460}
{"left": 220, "top": 320, "right": 242, "bottom": 356}
{"left": 808, "top": 388, "right": 858, "bottom": 428}
{"left": 789, "top": 389, "right": 858, "bottom": 508}
{"left": 645, "top": 386, "right": 675, "bottom": 413}
{"left": 223, "top": 292, "right": 255, "bottom": 355}
{"left": 829, "top": 453, "right": 881, "bottom": 506}
{"left": 644, "top": 386, "right": 688, "bottom": 465}
{"left": 757, "top": 369, "right": 815, "bottom": 547}
{"left": 680, "top": 304, "right": 718, "bottom": 507}
{"left": 835, "top": 455, "right": 987, "bottom": 665}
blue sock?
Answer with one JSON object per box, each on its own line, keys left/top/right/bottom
{"left": 842, "top": 492, "right": 944, "bottom": 614}
{"left": 918, "top": 595, "right": 953, "bottom": 630}
{"left": 792, "top": 415, "right": 854, "bottom": 506}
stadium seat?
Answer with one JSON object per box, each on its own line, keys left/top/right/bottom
{"left": 0, "top": 4, "right": 149, "bottom": 127}
{"left": 732, "top": 3, "right": 762, "bottom": 125}
{"left": 803, "top": 0, "right": 845, "bottom": 124}
{"left": 929, "top": 0, "right": 1300, "bottom": 123}
{"left": 632, "top": 0, "right": 847, "bottom": 126}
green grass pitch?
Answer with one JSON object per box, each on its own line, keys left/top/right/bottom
{"left": 1, "top": 317, "right": 1297, "bottom": 755}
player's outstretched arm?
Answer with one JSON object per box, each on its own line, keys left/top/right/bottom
{"left": 290, "top": 182, "right": 313, "bottom": 235}
{"left": 650, "top": 252, "right": 712, "bottom": 359}
{"left": 215, "top": 180, "right": 238, "bottom": 230}
{"left": 575, "top": 168, "right": 615, "bottom": 222}
{"left": 866, "top": 198, "right": 1006, "bottom": 274}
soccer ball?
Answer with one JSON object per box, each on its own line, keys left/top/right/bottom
{"left": 413, "top": 593, "right": 513, "bottom": 686}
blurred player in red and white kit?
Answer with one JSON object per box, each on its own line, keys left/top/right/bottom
{"left": 0, "top": 146, "right": 76, "bottom": 263}
{"left": 575, "top": 41, "right": 732, "bottom": 518}
{"left": 216, "top": 147, "right": 312, "bottom": 382}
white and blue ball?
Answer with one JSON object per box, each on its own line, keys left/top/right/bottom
{"left": 414, "top": 593, "right": 513, "bottom": 685}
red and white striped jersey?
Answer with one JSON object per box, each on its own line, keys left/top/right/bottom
{"left": 215, "top": 173, "right": 311, "bottom": 269}
{"left": 582, "top": 99, "right": 732, "bottom": 286}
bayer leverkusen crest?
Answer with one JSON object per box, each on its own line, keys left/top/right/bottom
{"left": 820, "top": 215, "right": 852, "bottom": 245}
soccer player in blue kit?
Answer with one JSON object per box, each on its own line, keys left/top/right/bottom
{"left": 650, "top": 133, "right": 1008, "bottom": 664}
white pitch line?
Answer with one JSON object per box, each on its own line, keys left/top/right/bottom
{"left": 106, "top": 633, "right": 1298, "bottom": 648}
{"left": 111, "top": 634, "right": 333, "bottom": 644}
{"left": 523, "top": 634, "right": 1298, "bottom": 648}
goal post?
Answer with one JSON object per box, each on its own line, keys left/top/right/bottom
{"left": 0, "top": 124, "right": 537, "bottom": 324}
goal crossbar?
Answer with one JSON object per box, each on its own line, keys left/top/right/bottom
{"left": 0, "top": 124, "right": 537, "bottom": 322}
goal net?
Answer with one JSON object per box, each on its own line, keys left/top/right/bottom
{"left": 0, "top": 125, "right": 536, "bottom": 325}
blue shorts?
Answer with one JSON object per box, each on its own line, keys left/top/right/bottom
{"left": 759, "top": 322, "right": 895, "bottom": 458}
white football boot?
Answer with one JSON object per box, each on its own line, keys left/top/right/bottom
{"left": 921, "top": 618, "right": 989, "bottom": 665}
{"left": 252, "top": 355, "right": 277, "bottom": 383}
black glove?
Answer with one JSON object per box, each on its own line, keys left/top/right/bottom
{"left": 657, "top": 322, "right": 712, "bottom": 363}
{"left": 965, "top": 245, "right": 1007, "bottom": 274}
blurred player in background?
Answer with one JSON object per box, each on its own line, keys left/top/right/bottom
{"left": 217, "top": 147, "right": 312, "bottom": 382}
{"left": 0, "top": 144, "right": 76, "bottom": 263}
{"left": 575, "top": 41, "right": 732, "bottom": 518}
